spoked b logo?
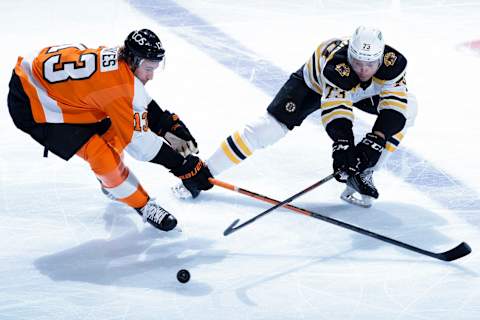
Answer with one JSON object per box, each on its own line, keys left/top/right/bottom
{"left": 285, "top": 101, "right": 296, "bottom": 112}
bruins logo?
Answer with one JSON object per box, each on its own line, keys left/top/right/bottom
{"left": 285, "top": 101, "right": 296, "bottom": 112}
{"left": 335, "top": 63, "right": 350, "bottom": 77}
{"left": 384, "top": 52, "right": 397, "bottom": 67}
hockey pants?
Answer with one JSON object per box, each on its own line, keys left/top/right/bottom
{"left": 76, "top": 133, "right": 149, "bottom": 209}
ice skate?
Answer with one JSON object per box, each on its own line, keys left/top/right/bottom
{"left": 340, "top": 169, "right": 378, "bottom": 208}
{"left": 136, "top": 198, "right": 177, "bottom": 231}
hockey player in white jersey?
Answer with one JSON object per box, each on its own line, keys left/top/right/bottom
{"left": 175, "top": 26, "right": 417, "bottom": 207}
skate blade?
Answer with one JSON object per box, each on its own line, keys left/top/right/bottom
{"left": 340, "top": 193, "right": 373, "bottom": 208}
{"left": 171, "top": 183, "right": 192, "bottom": 200}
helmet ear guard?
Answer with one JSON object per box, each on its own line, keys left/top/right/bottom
{"left": 348, "top": 26, "right": 385, "bottom": 64}
{"left": 123, "top": 29, "right": 165, "bottom": 69}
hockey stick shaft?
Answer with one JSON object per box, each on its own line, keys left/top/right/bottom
{"left": 209, "top": 178, "right": 471, "bottom": 262}
{"left": 219, "top": 173, "right": 337, "bottom": 236}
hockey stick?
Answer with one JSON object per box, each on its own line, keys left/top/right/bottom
{"left": 220, "top": 172, "right": 337, "bottom": 236}
{"left": 209, "top": 178, "right": 472, "bottom": 262}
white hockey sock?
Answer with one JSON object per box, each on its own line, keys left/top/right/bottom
{"left": 207, "top": 113, "right": 289, "bottom": 176}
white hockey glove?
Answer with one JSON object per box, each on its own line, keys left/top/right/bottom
{"left": 164, "top": 132, "right": 199, "bottom": 157}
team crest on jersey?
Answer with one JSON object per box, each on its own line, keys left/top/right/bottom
{"left": 335, "top": 63, "right": 350, "bottom": 77}
{"left": 384, "top": 52, "right": 397, "bottom": 67}
{"left": 285, "top": 101, "right": 296, "bottom": 112}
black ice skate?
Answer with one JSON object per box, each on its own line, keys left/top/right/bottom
{"left": 136, "top": 199, "right": 178, "bottom": 231}
{"left": 341, "top": 169, "right": 378, "bottom": 208}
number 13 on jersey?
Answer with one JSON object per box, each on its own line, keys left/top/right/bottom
{"left": 134, "top": 112, "right": 149, "bottom": 132}
{"left": 43, "top": 44, "right": 97, "bottom": 84}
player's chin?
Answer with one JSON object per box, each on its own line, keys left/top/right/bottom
{"left": 358, "top": 75, "right": 371, "bottom": 82}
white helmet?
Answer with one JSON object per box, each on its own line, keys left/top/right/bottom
{"left": 348, "top": 26, "right": 385, "bottom": 63}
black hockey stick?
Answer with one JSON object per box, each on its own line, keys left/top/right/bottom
{"left": 222, "top": 172, "right": 338, "bottom": 236}
{"left": 211, "top": 178, "right": 471, "bottom": 262}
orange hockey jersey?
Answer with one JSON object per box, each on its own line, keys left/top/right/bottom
{"left": 14, "top": 44, "right": 163, "bottom": 161}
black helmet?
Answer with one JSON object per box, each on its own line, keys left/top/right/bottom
{"left": 124, "top": 29, "right": 165, "bottom": 67}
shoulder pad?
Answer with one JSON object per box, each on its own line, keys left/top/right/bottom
{"left": 322, "top": 46, "right": 360, "bottom": 91}
{"left": 374, "top": 45, "right": 407, "bottom": 81}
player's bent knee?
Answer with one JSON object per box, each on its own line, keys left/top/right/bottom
{"left": 242, "top": 113, "right": 289, "bottom": 150}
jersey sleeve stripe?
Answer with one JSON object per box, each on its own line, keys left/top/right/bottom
{"left": 321, "top": 100, "right": 353, "bottom": 110}
{"left": 372, "top": 78, "right": 386, "bottom": 85}
{"left": 305, "top": 61, "right": 323, "bottom": 94}
{"left": 380, "top": 95, "right": 408, "bottom": 104}
{"left": 381, "top": 90, "right": 407, "bottom": 97}
{"left": 321, "top": 105, "right": 352, "bottom": 116}
{"left": 321, "top": 110, "right": 354, "bottom": 126}
{"left": 311, "top": 52, "right": 319, "bottom": 85}
{"left": 379, "top": 99, "right": 408, "bottom": 112}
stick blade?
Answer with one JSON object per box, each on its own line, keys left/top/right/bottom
{"left": 438, "top": 242, "right": 472, "bottom": 262}
{"left": 223, "top": 219, "right": 240, "bottom": 236}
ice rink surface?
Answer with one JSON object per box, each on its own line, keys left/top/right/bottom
{"left": 1, "top": 0, "right": 479, "bottom": 319}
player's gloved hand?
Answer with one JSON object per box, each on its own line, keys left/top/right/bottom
{"left": 159, "top": 111, "right": 199, "bottom": 157}
{"left": 332, "top": 139, "right": 356, "bottom": 182}
{"left": 348, "top": 132, "right": 386, "bottom": 174}
{"left": 164, "top": 131, "right": 198, "bottom": 157}
{"left": 171, "top": 155, "right": 213, "bottom": 198}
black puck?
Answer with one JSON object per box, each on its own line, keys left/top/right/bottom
{"left": 177, "top": 269, "right": 190, "bottom": 283}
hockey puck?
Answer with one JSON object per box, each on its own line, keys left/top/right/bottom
{"left": 177, "top": 269, "right": 190, "bottom": 283}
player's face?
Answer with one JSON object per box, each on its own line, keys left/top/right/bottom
{"left": 135, "top": 59, "right": 160, "bottom": 84}
{"left": 350, "top": 57, "right": 381, "bottom": 81}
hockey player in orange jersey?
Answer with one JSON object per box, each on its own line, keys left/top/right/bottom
{"left": 7, "top": 29, "right": 213, "bottom": 231}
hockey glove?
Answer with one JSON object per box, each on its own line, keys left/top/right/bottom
{"left": 158, "top": 111, "right": 199, "bottom": 157}
{"left": 332, "top": 139, "right": 356, "bottom": 182}
{"left": 349, "top": 133, "right": 386, "bottom": 174}
{"left": 171, "top": 155, "right": 213, "bottom": 198}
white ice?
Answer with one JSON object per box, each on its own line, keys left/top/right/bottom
{"left": 0, "top": 0, "right": 479, "bottom": 319}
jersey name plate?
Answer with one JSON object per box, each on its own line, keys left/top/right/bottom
{"left": 100, "top": 47, "right": 118, "bottom": 72}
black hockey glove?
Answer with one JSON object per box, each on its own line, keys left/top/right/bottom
{"left": 171, "top": 155, "right": 213, "bottom": 198}
{"left": 349, "top": 133, "right": 386, "bottom": 174}
{"left": 157, "top": 110, "right": 199, "bottom": 156}
{"left": 332, "top": 139, "right": 356, "bottom": 182}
